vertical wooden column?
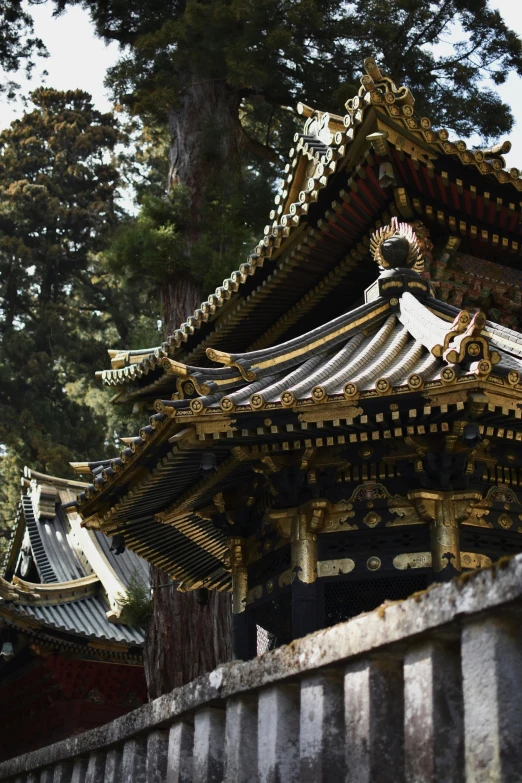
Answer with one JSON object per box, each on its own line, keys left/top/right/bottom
{"left": 408, "top": 490, "right": 481, "bottom": 582}
{"left": 291, "top": 501, "right": 326, "bottom": 640}
{"left": 229, "top": 537, "right": 251, "bottom": 660}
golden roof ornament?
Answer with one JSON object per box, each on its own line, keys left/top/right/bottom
{"left": 370, "top": 217, "right": 423, "bottom": 272}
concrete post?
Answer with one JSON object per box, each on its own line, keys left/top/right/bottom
{"left": 344, "top": 656, "right": 404, "bottom": 783}
{"left": 103, "top": 749, "right": 121, "bottom": 783}
{"left": 52, "top": 763, "right": 72, "bottom": 783}
{"left": 146, "top": 730, "right": 169, "bottom": 783}
{"left": 85, "top": 753, "right": 105, "bottom": 783}
{"left": 404, "top": 640, "right": 463, "bottom": 782}
{"left": 258, "top": 684, "right": 299, "bottom": 783}
{"left": 300, "top": 671, "right": 344, "bottom": 782}
{"left": 223, "top": 694, "right": 257, "bottom": 783}
{"left": 167, "top": 721, "right": 194, "bottom": 783}
{"left": 462, "top": 615, "right": 522, "bottom": 782}
{"left": 192, "top": 707, "right": 225, "bottom": 783}
{"left": 70, "top": 759, "right": 86, "bottom": 783}
{"left": 121, "top": 738, "right": 147, "bottom": 783}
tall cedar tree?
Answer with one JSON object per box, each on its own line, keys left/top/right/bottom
{"left": 0, "top": 89, "right": 127, "bottom": 521}
{"left": 59, "top": 0, "right": 522, "bottom": 314}
{"left": 4, "top": 0, "right": 522, "bottom": 695}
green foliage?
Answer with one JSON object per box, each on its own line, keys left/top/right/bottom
{"left": 109, "top": 189, "right": 189, "bottom": 283}
{"left": 0, "top": 450, "right": 21, "bottom": 558}
{"left": 0, "top": 0, "right": 47, "bottom": 95}
{"left": 118, "top": 569, "right": 152, "bottom": 628}
{"left": 109, "top": 182, "right": 257, "bottom": 296}
{"left": 0, "top": 90, "right": 158, "bottom": 483}
{"left": 50, "top": 0, "right": 522, "bottom": 316}
{"left": 55, "top": 0, "right": 522, "bottom": 140}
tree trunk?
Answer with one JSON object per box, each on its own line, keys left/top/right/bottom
{"left": 167, "top": 76, "right": 243, "bottom": 183}
{"left": 160, "top": 273, "right": 201, "bottom": 340}
{"left": 145, "top": 79, "right": 240, "bottom": 697}
{"left": 167, "top": 76, "right": 243, "bottom": 246}
{"left": 144, "top": 570, "right": 232, "bottom": 698}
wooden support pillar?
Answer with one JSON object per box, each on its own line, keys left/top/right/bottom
{"left": 229, "top": 537, "right": 251, "bottom": 660}
{"left": 408, "top": 490, "right": 481, "bottom": 582}
{"left": 290, "top": 502, "right": 326, "bottom": 640}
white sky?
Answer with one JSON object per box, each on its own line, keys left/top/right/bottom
{"left": 1, "top": 1, "right": 522, "bottom": 164}
{"left": 0, "top": 2, "right": 119, "bottom": 126}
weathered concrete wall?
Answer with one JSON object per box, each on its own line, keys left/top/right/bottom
{"left": 2, "top": 555, "right": 522, "bottom": 781}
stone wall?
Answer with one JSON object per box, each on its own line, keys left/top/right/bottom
{"left": 2, "top": 555, "right": 522, "bottom": 782}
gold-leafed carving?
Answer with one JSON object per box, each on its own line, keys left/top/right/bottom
{"left": 462, "top": 506, "right": 492, "bottom": 529}
{"left": 432, "top": 310, "right": 500, "bottom": 369}
{"left": 369, "top": 217, "right": 423, "bottom": 272}
{"left": 408, "top": 373, "right": 424, "bottom": 390}
{"left": 298, "top": 404, "right": 363, "bottom": 423}
{"left": 281, "top": 390, "right": 296, "bottom": 407}
{"left": 393, "top": 552, "right": 431, "bottom": 570}
{"left": 206, "top": 348, "right": 257, "bottom": 382}
{"left": 408, "top": 489, "right": 482, "bottom": 573}
{"left": 363, "top": 511, "right": 382, "bottom": 528}
{"left": 498, "top": 513, "right": 513, "bottom": 529}
{"left": 460, "top": 552, "right": 492, "bottom": 569}
{"left": 220, "top": 396, "right": 236, "bottom": 412}
{"left": 229, "top": 537, "right": 248, "bottom": 614}
{"left": 323, "top": 502, "right": 358, "bottom": 532}
{"left": 317, "top": 558, "right": 355, "bottom": 577}
{"left": 376, "top": 378, "right": 391, "bottom": 395}
{"left": 246, "top": 584, "right": 263, "bottom": 605}
{"left": 346, "top": 482, "right": 398, "bottom": 504}
{"left": 387, "top": 498, "right": 423, "bottom": 526}
{"left": 441, "top": 367, "right": 456, "bottom": 384}
{"left": 278, "top": 569, "right": 292, "bottom": 588}
{"left": 344, "top": 382, "right": 359, "bottom": 399}
{"left": 485, "top": 485, "right": 521, "bottom": 506}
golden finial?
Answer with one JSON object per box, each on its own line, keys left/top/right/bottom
{"left": 369, "top": 217, "right": 423, "bottom": 272}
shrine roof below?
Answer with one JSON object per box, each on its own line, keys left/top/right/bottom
{"left": 1, "top": 472, "right": 147, "bottom": 657}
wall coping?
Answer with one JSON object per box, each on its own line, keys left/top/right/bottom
{"left": 1, "top": 555, "right": 521, "bottom": 778}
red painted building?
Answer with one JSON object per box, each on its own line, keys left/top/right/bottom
{"left": 0, "top": 469, "right": 148, "bottom": 760}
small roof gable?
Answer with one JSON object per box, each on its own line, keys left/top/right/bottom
{"left": 1, "top": 470, "right": 150, "bottom": 649}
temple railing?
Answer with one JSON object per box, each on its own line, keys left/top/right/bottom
{"left": 2, "top": 555, "right": 522, "bottom": 782}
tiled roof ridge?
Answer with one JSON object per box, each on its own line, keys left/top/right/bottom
{"left": 74, "top": 281, "right": 522, "bottom": 518}
{"left": 1, "top": 573, "right": 100, "bottom": 606}
{"left": 22, "top": 494, "right": 58, "bottom": 584}
{"left": 101, "top": 56, "right": 522, "bottom": 384}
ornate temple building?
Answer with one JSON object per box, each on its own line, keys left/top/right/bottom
{"left": 0, "top": 469, "right": 148, "bottom": 759}
{"left": 68, "top": 57, "right": 522, "bottom": 661}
